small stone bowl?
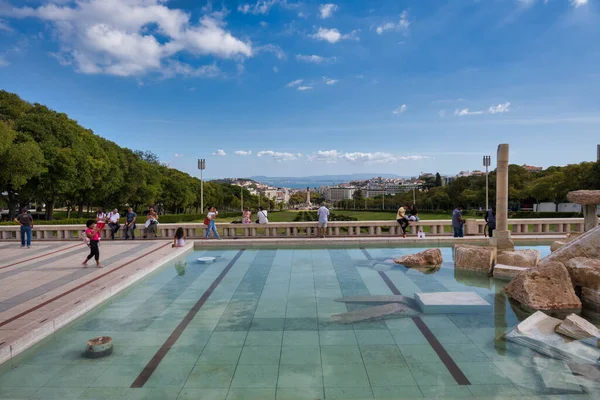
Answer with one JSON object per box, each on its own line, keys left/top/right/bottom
{"left": 197, "top": 257, "right": 216, "bottom": 264}
{"left": 85, "top": 336, "right": 113, "bottom": 359}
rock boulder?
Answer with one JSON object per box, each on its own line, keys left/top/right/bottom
{"left": 538, "top": 225, "right": 600, "bottom": 268}
{"left": 563, "top": 257, "right": 600, "bottom": 290}
{"left": 394, "top": 249, "right": 443, "bottom": 268}
{"left": 454, "top": 245, "right": 496, "bottom": 273}
{"left": 503, "top": 261, "right": 581, "bottom": 310}
{"left": 582, "top": 287, "right": 600, "bottom": 311}
{"left": 555, "top": 313, "right": 600, "bottom": 342}
{"left": 497, "top": 249, "right": 540, "bottom": 268}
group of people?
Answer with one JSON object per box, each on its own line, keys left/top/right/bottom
{"left": 94, "top": 206, "right": 159, "bottom": 240}
{"left": 396, "top": 204, "right": 419, "bottom": 238}
{"left": 241, "top": 206, "right": 269, "bottom": 225}
{"left": 451, "top": 205, "right": 496, "bottom": 238}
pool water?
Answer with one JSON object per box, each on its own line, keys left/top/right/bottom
{"left": 0, "top": 246, "right": 599, "bottom": 400}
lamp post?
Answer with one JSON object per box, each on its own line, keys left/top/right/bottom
{"left": 240, "top": 186, "right": 243, "bottom": 213}
{"left": 198, "top": 159, "right": 206, "bottom": 213}
{"left": 483, "top": 155, "right": 491, "bottom": 210}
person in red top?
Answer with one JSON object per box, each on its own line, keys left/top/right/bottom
{"left": 82, "top": 219, "right": 103, "bottom": 268}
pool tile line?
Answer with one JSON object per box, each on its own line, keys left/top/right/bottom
{"left": 0, "top": 243, "right": 84, "bottom": 270}
{"left": 0, "top": 242, "right": 172, "bottom": 329}
{"left": 360, "top": 247, "right": 471, "bottom": 386}
{"left": 130, "top": 248, "right": 246, "bottom": 388}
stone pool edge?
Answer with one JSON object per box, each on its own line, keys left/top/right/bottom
{"left": 193, "top": 235, "right": 562, "bottom": 249}
{"left": 0, "top": 243, "right": 194, "bottom": 366}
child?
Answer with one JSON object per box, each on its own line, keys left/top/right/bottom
{"left": 172, "top": 227, "right": 185, "bottom": 248}
{"left": 83, "top": 219, "right": 103, "bottom": 268}
{"left": 242, "top": 207, "right": 251, "bottom": 224}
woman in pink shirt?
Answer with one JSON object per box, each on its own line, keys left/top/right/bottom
{"left": 242, "top": 207, "right": 251, "bottom": 224}
{"left": 83, "top": 220, "right": 103, "bottom": 268}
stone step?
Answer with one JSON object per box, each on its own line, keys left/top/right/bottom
{"left": 493, "top": 264, "right": 530, "bottom": 280}
{"left": 331, "top": 303, "right": 414, "bottom": 323}
{"left": 414, "top": 291, "right": 491, "bottom": 314}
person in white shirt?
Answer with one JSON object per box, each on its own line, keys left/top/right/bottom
{"left": 317, "top": 203, "right": 330, "bottom": 238}
{"left": 107, "top": 208, "right": 121, "bottom": 240}
{"left": 257, "top": 206, "right": 268, "bottom": 224}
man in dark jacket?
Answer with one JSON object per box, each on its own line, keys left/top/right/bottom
{"left": 485, "top": 207, "right": 496, "bottom": 237}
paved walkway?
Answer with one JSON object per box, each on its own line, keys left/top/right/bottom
{"left": 0, "top": 240, "right": 192, "bottom": 365}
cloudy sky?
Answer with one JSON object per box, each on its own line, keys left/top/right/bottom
{"left": 0, "top": 0, "right": 599, "bottom": 179}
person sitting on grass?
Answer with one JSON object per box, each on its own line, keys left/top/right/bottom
{"left": 172, "top": 227, "right": 186, "bottom": 248}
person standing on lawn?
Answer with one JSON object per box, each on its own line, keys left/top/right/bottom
{"left": 124, "top": 207, "right": 137, "bottom": 240}
{"left": 14, "top": 208, "right": 34, "bottom": 248}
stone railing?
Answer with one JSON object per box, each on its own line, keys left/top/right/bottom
{"left": 0, "top": 218, "right": 586, "bottom": 241}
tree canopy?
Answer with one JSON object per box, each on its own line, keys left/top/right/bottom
{"left": 0, "top": 91, "right": 273, "bottom": 219}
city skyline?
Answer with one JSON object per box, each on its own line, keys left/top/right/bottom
{"left": 1, "top": 0, "right": 599, "bottom": 179}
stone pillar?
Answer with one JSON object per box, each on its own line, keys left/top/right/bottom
{"left": 493, "top": 144, "right": 515, "bottom": 251}
{"left": 583, "top": 204, "right": 599, "bottom": 232}
{"left": 306, "top": 187, "right": 311, "bottom": 207}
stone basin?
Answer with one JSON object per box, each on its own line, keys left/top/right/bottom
{"left": 86, "top": 336, "right": 113, "bottom": 359}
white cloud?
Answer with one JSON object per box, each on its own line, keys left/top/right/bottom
{"left": 311, "top": 27, "right": 358, "bottom": 43}
{"left": 455, "top": 108, "right": 484, "bottom": 116}
{"left": 0, "top": 19, "right": 12, "bottom": 32}
{"left": 234, "top": 150, "right": 252, "bottom": 156}
{"left": 376, "top": 10, "right": 410, "bottom": 35}
{"left": 322, "top": 76, "right": 338, "bottom": 85}
{"left": 298, "top": 12, "right": 307, "bottom": 18}
{"left": 319, "top": 4, "right": 338, "bottom": 19}
{"left": 260, "top": 21, "right": 269, "bottom": 28}
{"left": 392, "top": 104, "right": 407, "bottom": 114}
{"left": 308, "top": 150, "right": 430, "bottom": 165}
{"left": 0, "top": 56, "right": 8, "bottom": 67}
{"left": 257, "top": 150, "right": 300, "bottom": 161}
{"left": 439, "top": 110, "right": 446, "bottom": 117}
{"left": 2, "top": 0, "right": 253, "bottom": 77}
{"left": 297, "top": 86, "right": 313, "bottom": 91}
{"left": 238, "top": 0, "right": 278, "bottom": 15}
{"left": 488, "top": 102, "right": 511, "bottom": 114}
{"left": 174, "top": 153, "right": 184, "bottom": 157}
{"left": 213, "top": 149, "right": 227, "bottom": 156}
{"left": 455, "top": 102, "right": 511, "bottom": 116}
{"left": 296, "top": 54, "right": 336, "bottom": 64}
{"left": 570, "top": 0, "right": 588, "bottom": 7}
{"left": 256, "top": 44, "right": 285, "bottom": 60}
{"left": 286, "top": 79, "right": 303, "bottom": 87}
{"left": 273, "top": 66, "right": 279, "bottom": 73}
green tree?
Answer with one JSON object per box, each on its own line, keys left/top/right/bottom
{"left": 434, "top": 172, "right": 442, "bottom": 187}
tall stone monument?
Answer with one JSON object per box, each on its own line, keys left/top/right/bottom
{"left": 493, "top": 144, "right": 515, "bottom": 251}
{"left": 306, "top": 187, "right": 311, "bottom": 207}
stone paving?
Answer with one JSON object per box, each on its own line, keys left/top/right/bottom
{"left": 0, "top": 240, "right": 192, "bottom": 364}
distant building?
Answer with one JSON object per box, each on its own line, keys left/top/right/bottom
{"left": 324, "top": 187, "right": 356, "bottom": 201}
{"left": 471, "top": 170, "right": 486, "bottom": 176}
{"left": 522, "top": 164, "right": 543, "bottom": 172}
{"left": 365, "top": 189, "right": 386, "bottom": 198}
{"left": 456, "top": 170, "right": 470, "bottom": 178}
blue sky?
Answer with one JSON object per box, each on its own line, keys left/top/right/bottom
{"left": 0, "top": 0, "right": 599, "bottom": 179}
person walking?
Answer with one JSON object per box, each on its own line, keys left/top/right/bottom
{"left": 452, "top": 205, "right": 465, "bottom": 238}
{"left": 205, "top": 207, "right": 220, "bottom": 239}
{"left": 124, "top": 207, "right": 137, "bottom": 240}
{"left": 485, "top": 207, "right": 496, "bottom": 238}
{"left": 257, "top": 206, "right": 268, "bottom": 224}
{"left": 396, "top": 205, "right": 409, "bottom": 238}
{"left": 107, "top": 208, "right": 121, "bottom": 240}
{"left": 317, "top": 202, "right": 330, "bottom": 238}
{"left": 82, "top": 219, "right": 103, "bottom": 268}
{"left": 14, "top": 208, "right": 34, "bottom": 248}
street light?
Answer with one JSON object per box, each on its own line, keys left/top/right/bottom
{"left": 198, "top": 159, "right": 205, "bottom": 213}
{"left": 483, "top": 155, "right": 491, "bottom": 210}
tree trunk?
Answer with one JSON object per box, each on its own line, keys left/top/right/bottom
{"left": 7, "top": 190, "right": 19, "bottom": 221}
{"left": 78, "top": 201, "right": 84, "bottom": 218}
{"left": 45, "top": 201, "right": 54, "bottom": 220}
{"left": 67, "top": 203, "right": 71, "bottom": 219}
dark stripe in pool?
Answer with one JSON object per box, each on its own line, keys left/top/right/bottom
{"left": 360, "top": 248, "right": 471, "bottom": 386}
{"left": 130, "top": 249, "right": 246, "bottom": 388}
